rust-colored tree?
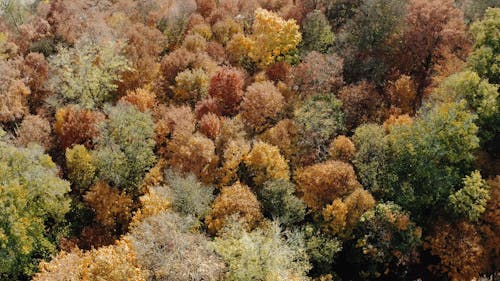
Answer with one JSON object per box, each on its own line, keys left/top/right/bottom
{"left": 208, "top": 66, "right": 245, "bottom": 116}
{"left": 15, "top": 114, "right": 53, "bottom": 151}
{"left": 167, "top": 132, "right": 218, "bottom": 184}
{"left": 337, "top": 80, "right": 387, "bottom": 131}
{"left": 427, "top": 221, "right": 486, "bottom": 280}
{"left": 54, "top": 106, "right": 105, "bottom": 150}
{"left": 199, "top": 112, "right": 223, "bottom": 140}
{"left": 395, "top": 0, "right": 469, "bottom": 101}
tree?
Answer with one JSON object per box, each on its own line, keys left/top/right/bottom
{"left": 248, "top": 8, "right": 301, "bottom": 68}
{"left": 217, "top": 134, "right": 251, "bottom": 186}
{"left": 33, "top": 239, "right": 146, "bottom": 281}
{"left": 199, "top": 112, "right": 222, "bottom": 140}
{"left": 164, "top": 170, "right": 215, "bottom": 220}
{"left": 119, "top": 87, "right": 157, "bottom": 113}
{"left": 427, "top": 221, "right": 486, "bottom": 280}
{"left": 322, "top": 188, "right": 375, "bottom": 236}
{"left": 337, "top": 0, "right": 407, "bottom": 83}
{"left": 80, "top": 239, "right": 146, "bottom": 281}
{"left": 0, "top": 0, "right": 28, "bottom": 30}
{"left": 295, "top": 161, "right": 361, "bottom": 211}
{"left": 259, "top": 179, "right": 306, "bottom": 226}
{"left": 116, "top": 22, "right": 166, "bottom": 93}
{"left": 385, "top": 75, "right": 418, "bottom": 115}
{"left": 352, "top": 124, "right": 392, "bottom": 199}
{"left": 205, "top": 182, "right": 263, "bottom": 234}
{"left": 94, "top": 103, "right": 156, "bottom": 193}
{"left": 15, "top": 114, "right": 53, "bottom": 151}
{"left": 83, "top": 181, "right": 133, "bottom": 234}
{"left": 289, "top": 52, "right": 344, "bottom": 97}
{"left": 47, "top": 38, "right": 130, "bottom": 108}
{"left": 482, "top": 176, "right": 500, "bottom": 273}
{"left": 32, "top": 249, "right": 83, "bottom": 281}
{"left": 337, "top": 80, "right": 387, "bottom": 131}
{"left": 294, "top": 93, "right": 344, "bottom": 158}
{"left": 395, "top": 0, "right": 469, "bottom": 98}
{"left": 300, "top": 224, "right": 343, "bottom": 275}
{"left": 300, "top": 10, "right": 334, "bottom": 54}
{"left": 0, "top": 57, "right": 30, "bottom": 122}
{"left": 258, "top": 119, "right": 299, "bottom": 161}
{"left": 468, "top": 8, "right": 500, "bottom": 84}
{"left": 129, "top": 211, "right": 225, "bottom": 281}
{"left": 328, "top": 135, "right": 355, "bottom": 162}
{"left": 386, "top": 101, "right": 479, "bottom": 223}
{"left": 433, "top": 70, "right": 500, "bottom": 156}
{"left": 155, "top": 105, "right": 196, "bottom": 157}
{"left": 448, "top": 171, "right": 490, "bottom": 222}
{"left": 157, "top": 48, "right": 197, "bottom": 94}
{"left": 240, "top": 81, "right": 285, "bottom": 132}
{"left": 0, "top": 141, "right": 71, "bottom": 279}
{"left": 22, "top": 52, "right": 49, "bottom": 108}
{"left": 458, "top": 0, "right": 500, "bottom": 23}
{"left": 265, "top": 61, "right": 291, "bottom": 83}
{"left": 212, "top": 18, "right": 242, "bottom": 45}
{"left": 54, "top": 106, "right": 105, "bottom": 150}
{"left": 172, "top": 68, "right": 209, "bottom": 105}
{"left": 348, "top": 203, "right": 422, "bottom": 280}
{"left": 166, "top": 132, "right": 218, "bottom": 184}
{"left": 65, "top": 144, "right": 96, "bottom": 193}
{"left": 244, "top": 141, "right": 290, "bottom": 187}
{"left": 208, "top": 66, "right": 245, "bottom": 116}
{"left": 432, "top": 70, "right": 498, "bottom": 121}
{"left": 212, "top": 221, "right": 310, "bottom": 281}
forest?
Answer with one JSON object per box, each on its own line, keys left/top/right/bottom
{"left": 0, "top": 0, "right": 499, "bottom": 280}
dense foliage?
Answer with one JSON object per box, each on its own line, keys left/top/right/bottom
{"left": 0, "top": 1, "right": 498, "bottom": 280}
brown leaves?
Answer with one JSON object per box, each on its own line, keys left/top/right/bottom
{"left": 84, "top": 182, "right": 134, "bottom": 232}
{"left": 206, "top": 182, "right": 263, "bottom": 234}
{"left": 54, "top": 106, "right": 105, "bottom": 150}
{"left": 427, "top": 221, "right": 486, "bottom": 281}
{"left": 208, "top": 66, "right": 245, "bottom": 116}
{"left": 295, "top": 161, "right": 361, "bottom": 211}
{"left": 240, "top": 81, "right": 285, "bottom": 132}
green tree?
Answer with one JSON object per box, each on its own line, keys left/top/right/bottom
{"left": 212, "top": 221, "right": 310, "bottom": 281}
{"left": 352, "top": 124, "right": 392, "bottom": 199}
{"left": 386, "top": 101, "right": 479, "bottom": 223}
{"left": 0, "top": 141, "right": 71, "bottom": 279}
{"left": 164, "top": 169, "right": 215, "bottom": 220}
{"left": 294, "top": 93, "right": 344, "bottom": 158}
{"left": 65, "top": 144, "right": 96, "bottom": 193}
{"left": 337, "top": 0, "right": 407, "bottom": 83}
{"left": 432, "top": 70, "right": 499, "bottom": 153}
{"left": 258, "top": 180, "right": 306, "bottom": 226}
{"left": 47, "top": 38, "right": 130, "bottom": 108}
{"left": 300, "top": 224, "right": 342, "bottom": 275}
{"left": 300, "top": 10, "right": 335, "bottom": 54}
{"left": 94, "top": 103, "right": 156, "bottom": 193}
{"left": 348, "top": 203, "right": 422, "bottom": 280}
{"left": 468, "top": 8, "right": 500, "bottom": 84}
{"left": 448, "top": 171, "right": 490, "bottom": 222}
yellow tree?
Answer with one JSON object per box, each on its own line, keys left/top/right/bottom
{"left": 244, "top": 141, "right": 290, "bottom": 187}
{"left": 250, "top": 8, "right": 301, "bottom": 67}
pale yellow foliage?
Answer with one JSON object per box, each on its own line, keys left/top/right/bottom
{"left": 244, "top": 141, "right": 290, "bottom": 186}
